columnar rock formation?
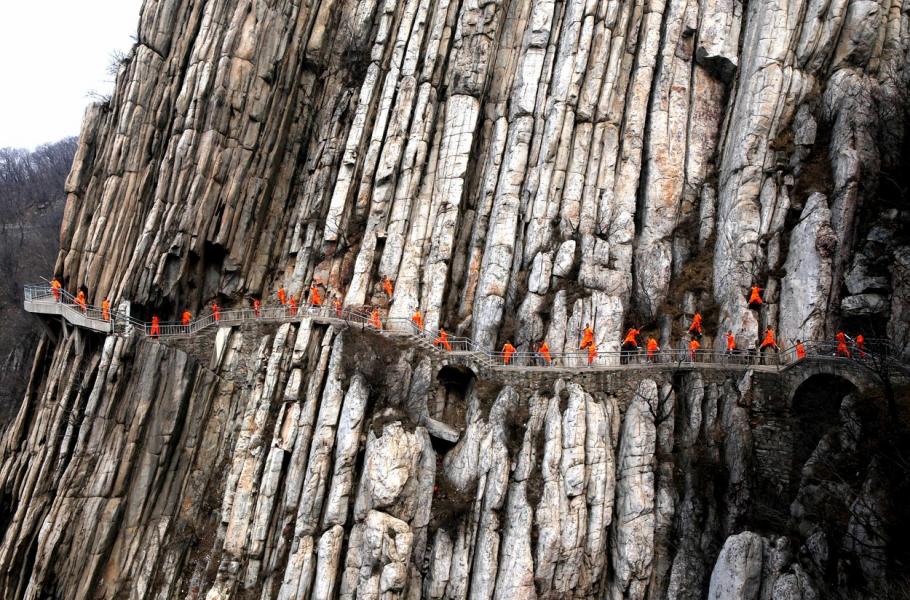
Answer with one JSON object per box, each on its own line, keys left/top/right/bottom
{"left": 2, "top": 0, "right": 909, "bottom": 598}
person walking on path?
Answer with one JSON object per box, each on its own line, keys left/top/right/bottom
{"left": 434, "top": 329, "right": 452, "bottom": 351}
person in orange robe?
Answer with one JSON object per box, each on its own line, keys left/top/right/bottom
{"left": 277, "top": 287, "right": 287, "bottom": 305}
{"left": 411, "top": 310, "right": 424, "bottom": 331}
{"left": 333, "top": 297, "right": 343, "bottom": 317}
{"left": 76, "top": 290, "right": 87, "bottom": 313}
{"left": 310, "top": 283, "right": 322, "bottom": 306}
{"left": 434, "top": 329, "right": 452, "bottom": 351}
{"left": 725, "top": 331, "right": 736, "bottom": 355}
{"left": 150, "top": 315, "right": 160, "bottom": 337}
{"left": 182, "top": 310, "right": 192, "bottom": 328}
{"left": 646, "top": 337, "right": 659, "bottom": 362}
{"left": 760, "top": 327, "right": 778, "bottom": 351}
{"left": 748, "top": 286, "right": 763, "bottom": 307}
{"left": 102, "top": 299, "right": 111, "bottom": 321}
{"left": 580, "top": 325, "right": 595, "bottom": 349}
{"left": 587, "top": 343, "right": 598, "bottom": 365}
{"left": 502, "top": 342, "right": 516, "bottom": 365}
{"left": 622, "top": 328, "right": 641, "bottom": 349}
{"left": 253, "top": 298, "right": 261, "bottom": 317}
{"left": 855, "top": 334, "right": 866, "bottom": 358}
{"left": 836, "top": 331, "right": 850, "bottom": 357}
{"left": 212, "top": 303, "right": 220, "bottom": 322}
{"left": 688, "top": 313, "right": 703, "bottom": 336}
{"left": 688, "top": 338, "right": 701, "bottom": 360}
{"left": 795, "top": 339, "right": 806, "bottom": 360}
{"left": 383, "top": 276, "right": 394, "bottom": 299}
{"left": 369, "top": 307, "right": 382, "bottom": 329}
{"left": 289, "top": 297, "right": 298, "bottom": 316}
{"left": 539, "top": 341, "right": 552, "bottom": 365}
{"left": 51, "top": 278, "right": 62, "bottom": 301}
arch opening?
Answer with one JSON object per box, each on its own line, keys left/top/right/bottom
{"left": 432, "top": 365, "right": 476, "bottom": 427}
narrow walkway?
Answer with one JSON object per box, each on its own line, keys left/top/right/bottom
{"left": 23, "top": 284, "right": 901, "bottom": 375}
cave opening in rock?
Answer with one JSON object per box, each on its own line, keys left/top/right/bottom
{"left": 790, "top": 373, "right": 859, "bottom": 488}
{"left": 433, "top": 365, "right": 475, "bottom": 426}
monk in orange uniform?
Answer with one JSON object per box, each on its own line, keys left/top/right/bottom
{"left": 622, "top": 327, "right": 641, "bottom": 349}
{"left": 150, "top": 315, "right": 161, "bottom": 337}
{"left": 51, "top": 278, "right": 62, "bottom": 301}
{"left": 253, "top": 298, "right": 261, "bottom": 317}
{"left": 748, "top": 286, "right": 763, "bottom": 307}
{"left": 646, "top": 337, "right": 659, "bottom": 362}
{"left": 288, "top": 297, "right": 298, "bottom": 316}
{"left": 836, "top": 331, "right": 850, "bottom": 357}
{"left": 310, "top": 283, "right": 322, "bottom": 306}
{"left": 102, "top": 298, "right": 111, "bottom": 321}
{"left": 277, "top": 287, "right": 287, "bottom": 305}
{"left": 688, "top": 313, "right": 703, "bottom": 336}
{"left": 539, "top": 341, "right": 552, "bottom": 365}
{"left": 855, "top": 334, "right": 866, "bottom": 358}
{"left": 795, "top": 339, "right": 806, "bottom": 361}
{"left": 383, "top": 276, "right": 394, "bottom": 299}
{"left": 434, "top": 329, "right": 452, "bottom": 351}
{"left": 587, "top": 343, "right": 598, "bottom": 365}
{"left": 411, "top": 310, "right": 424, "bottom": 331}
{"left": 212, "top": 303, "right": 221, "bottom": 322}
{"left": 760, "top": 327, "right": 778, "bottom": 352}
{"left": 688, "top": 338, "right": 701, "bottom": 361}
{"left": 369, "top": 307, "right": 382, "bottom": 329}
{"left": 76, "top": 290, "right": 87, "bottom": 313}
{"left": 725, "top": 331, "right": 736, "bottom": 355}
{"left": 333, "top": 297, "right": 343, "bottom": 317}
{"left": 502, "top": 342, "right": 516, "bottom": 365}
{"left": 182, "top": 310, "right": 192, "bottom": 328}
{"left": 580, "top": 325, "right": 595, "bottom": 349}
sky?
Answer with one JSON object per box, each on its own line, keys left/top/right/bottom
{"left": 0, "top": 1, "right": 143, "bottom": 150}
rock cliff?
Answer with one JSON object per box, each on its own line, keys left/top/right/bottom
{"left": 2, "top": 0, "right": 910, "bottom": 598}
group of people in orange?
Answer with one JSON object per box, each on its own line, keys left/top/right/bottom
{"left": 46, "top": 278, "right": 872, "bottom": 362}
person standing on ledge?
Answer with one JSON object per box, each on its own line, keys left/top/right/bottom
{"left": 836, "top": 331, "right": 851, "bottom": 357}
{"left": 289, "top": 296, "right": 298, "bottom": 316}
{"left": 725, "top": 331, "right": 736, "bottom": 355}
{"left": 252, "top": 298, "right": 261, "bottom": 317}
{"left": 411, "top": 310, "right": 424, "bottom": 331}
{"left": 587, "top": 343, "right": 598, "bottom": 365}
{"left": 51, "top": 278, "right": 62, "bottom": 302}
{"left": 212, "top": 302, "right": 221, "bottom": 322}
{"left": 369, "top": 307, "right": 382, "bottom": 329}
{"left": 646, "top": 337, "right": 659, "bottom": 362}
{"left": 580, "top": 324, "right": 595, "bottom": 349}
{"left": 539, "top": 341, "right": 552, "bottom": 365}
{"left": 434, "top": 329, "right": 451, "bottom": 351}
{"left": 309, "top": 283, "right": 322, "bottom": 306}
{"left": 102, "top": 298, "right": 111, "bottom": 321}
{"left": 795, "top": 339, "right": 806, "bottom": 360}
{"left": 150, "top": 315, "right": 160, "bottom": 337}
{"left": 75, "top": 290, "right": 87, "bottom": 313}
{"left": 277, "top": 287, "right": 287, "bottom": 306}
{"left": 502, "top": 341, "right": 516, "bottom": 365}
{"left": 760, "top": 327, "right": 778, "bottom": 352}
{"left": 688, "top": 337, "right": 700, "bottom": 361}
{"left": 182, "top": 310, "right": 191, "bottom": 328}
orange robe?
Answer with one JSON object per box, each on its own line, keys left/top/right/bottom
{"left": 150, "top": 316, "right": 160, "bottom": 337}
{"left": 369, "top": 308, "right": 382, "bottom": 329}
{"left": 102, "top": 300, "right": 111, "bottom": 321}
{"left": 580, "top": 327, "right": 594, "bottom": 349}
{"left": 434, "top": 330, "right": 452, "bottom": 351}
{"left": 411, "top": 311, "right": 424, "bottom": 331}
{"left": 539, "top": 342, "right": 552, "bottom": 364}
{"left": 182, "top": 311, "right": 191, "bottom": 326}
{"left": 502, "top": 343, "right": 516, "bottom": 365}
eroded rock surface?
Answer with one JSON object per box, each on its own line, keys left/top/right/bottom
{"left": 2, "top": 0, "right": 909, "bottom": 598}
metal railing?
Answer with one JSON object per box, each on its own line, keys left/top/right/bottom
{"left": 22, "top": 284, "right": 904, "bottom": 373}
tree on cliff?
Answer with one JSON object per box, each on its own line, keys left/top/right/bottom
{"left": 0, "top": 136, "right": 77, "bottom": 425}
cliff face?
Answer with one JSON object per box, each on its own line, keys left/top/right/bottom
{"left": 2, "top": 0, "right": 910, "bottom": 598}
